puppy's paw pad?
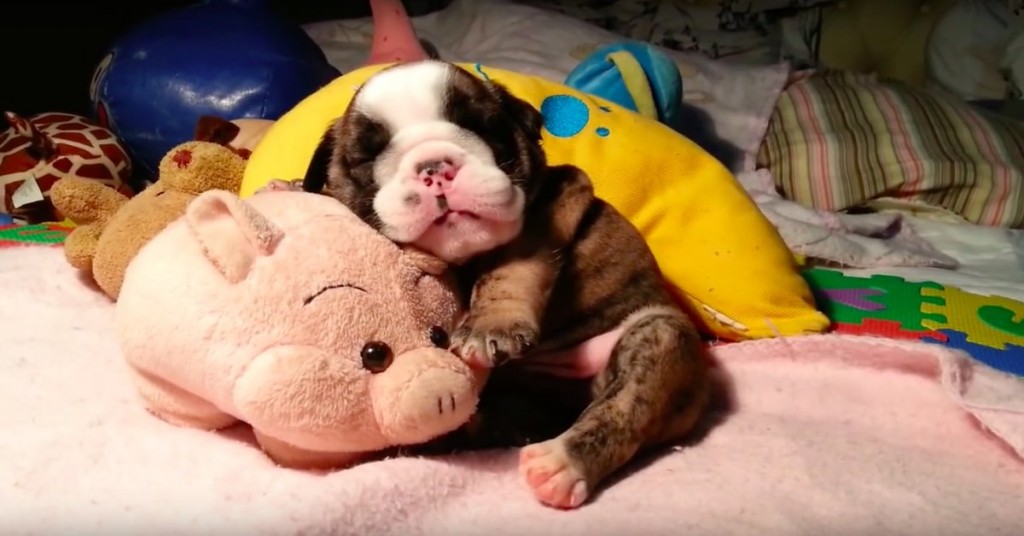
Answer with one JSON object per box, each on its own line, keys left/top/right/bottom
{"left": 449, "top": 327, "right": 488, "bottom": 367}
{"left": 518, "top": 439, "right": 588, "bottom": 509}
{"left": 451, "top": 317, "right": 538, "bottom": 367}
{"left": 257, "top": 179, "right": 303, "bottom": 194}
{"left": 483, "top": 320, "right": 538, "bottom": 362}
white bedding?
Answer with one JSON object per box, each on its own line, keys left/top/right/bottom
{"left": 306, "top": 0, "right": 794, "bottom": 176}
{"left": 303, "top": 0, "right": 786, "bottom": 80}
{"left": 927, "top": 0, "right": 1013, "bottom": 102}
{"left": 841, "top": 216, "right": 1024, "bottom": 302}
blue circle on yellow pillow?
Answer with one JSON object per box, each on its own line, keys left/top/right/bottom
{"left": 540, "top": 95, "right": 589, "bottom": 138}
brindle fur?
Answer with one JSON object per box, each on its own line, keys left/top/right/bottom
{"left": 449, "top": 165, "right": 593, "bottom": 365}
{"left": 451, "top": 165, "right": 710, "bottom": 500}
{"left": 301, "top": 62, "right": 711, "bottom": 507}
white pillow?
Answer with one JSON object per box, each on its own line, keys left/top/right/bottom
{"left": 302, "top": 0, "right": 790, "bottom": 172}
{"left": 927, "top": 0, "right": 1011, "bottom": 101}
{"left": 1000, "top": 7, "right": 1024, "bottom": 100}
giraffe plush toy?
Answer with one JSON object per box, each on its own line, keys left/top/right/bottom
{"left": 0, "top": 112, "right": 132, "bottom": 224}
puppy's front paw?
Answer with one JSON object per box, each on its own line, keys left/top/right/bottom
{"left": 256, "top": 178, "right": 303, "bottom": 194}
{"left": 451, "top": 315, "right": 538, "bottom": 368}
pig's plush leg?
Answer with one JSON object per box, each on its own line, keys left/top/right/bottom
{"left": 252, "top": 429, "right": 367, "bottom": 470}
{"left": 125, "top": 366, "right": 237, "bottom": 429}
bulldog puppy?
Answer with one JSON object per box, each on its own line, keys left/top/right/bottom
{"left": 299, "top": 61, "right": 711, "bottom": 510}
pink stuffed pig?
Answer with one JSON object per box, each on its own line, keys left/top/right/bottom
{"left": 116, "top": 189, "right": 487, "bottom": 469}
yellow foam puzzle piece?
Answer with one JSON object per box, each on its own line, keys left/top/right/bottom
{"left": 921, "top": 286, "right": 1024, "bottom": 350}
{"left": 240, "top": 63, "right": 829, "bottom": 341}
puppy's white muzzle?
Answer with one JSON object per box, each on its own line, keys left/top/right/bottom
{"left": 371, "top": 121, "right": 526, "bottom": 263}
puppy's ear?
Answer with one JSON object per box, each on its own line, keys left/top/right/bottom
{"left": 539, "top": 165, "right": 596, "bottom": 244}
{"left": 490, "top": 82, "right": 544, "bottom": 142}
{"left": 303, "top": 127, "right": 337, "bottom": 194}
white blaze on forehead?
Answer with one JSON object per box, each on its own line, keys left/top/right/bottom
{"left": 354, "top": 61, "right": 451, "bottom": 131}
{"left": 345, "top": 62, "right": 528, "bottom": 263}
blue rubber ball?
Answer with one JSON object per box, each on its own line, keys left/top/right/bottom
{"left": 89, "top": 0, "right": 340, "bottom": 176}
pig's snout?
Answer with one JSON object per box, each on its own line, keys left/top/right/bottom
{"left": 400, "top": 368, "right": 472, "bottom": 418}
{"left": 392, "top": 367, "right": 476, "bottom": 441}
{"left": 374, "top": 350, "right": 481, "bottom": 445}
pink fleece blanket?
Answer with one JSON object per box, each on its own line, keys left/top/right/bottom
{"left": 4, "top": 245, "right": 1024, "bottom": 535}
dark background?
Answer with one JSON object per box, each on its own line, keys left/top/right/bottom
{"left": 0, "top": 0, "right": 449, "bottom": 119}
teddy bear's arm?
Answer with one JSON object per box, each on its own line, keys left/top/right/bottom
{"left": 50, "top": 176, "right": 130, "bottom": 273}
{"left": 50, "top": 176, "right": 129, "bottom": 226}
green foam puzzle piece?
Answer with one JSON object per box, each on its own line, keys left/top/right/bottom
{"left": 0, "top": 224, "right": 69, "bottom": 246}
{"left": 977, "top": 304, "right": 1024, "bottom": 337}
{"left": 803, "top": 268, "right": 947, "bottom": 331}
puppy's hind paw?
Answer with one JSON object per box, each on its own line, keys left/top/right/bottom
{"left": 519, "top": 438, "right": 589, "bottom": 509}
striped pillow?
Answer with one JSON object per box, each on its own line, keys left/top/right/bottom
{"left": 757, "top": 70, "right": 1024, "bottom": 228}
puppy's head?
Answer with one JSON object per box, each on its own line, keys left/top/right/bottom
{"left": 311, "top": 61, "right": 546, "bottom": 264}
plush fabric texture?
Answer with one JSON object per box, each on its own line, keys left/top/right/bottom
{"left": 4, "top": 244, "right": 1024, "bottom": 534}
{"left": 241, "top": 63, "right": 827, "bottom": 341}
{"left": 49, "top": 140, "right": 247, "bottom": 299}
{"left": 758, "top": 70, "right": 1024, "bottom": 229}
{"left": 117, "top": 189, "right": 483, "bottom": 469}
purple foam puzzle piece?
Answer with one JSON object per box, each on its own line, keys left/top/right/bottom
{"left": 822, "top": 288, "right": 886, "bottom": 311}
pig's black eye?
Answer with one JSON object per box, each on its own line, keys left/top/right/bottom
{"left": 428, "top": 326, "right": 449, "bottom": 348}
{"left": 360, "top": 341, "right": 393, "bottom": 373}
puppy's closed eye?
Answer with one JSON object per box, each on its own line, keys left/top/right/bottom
{"left": 305, "top": 109, "right": 394, "bottom": 194}
{"left": 343, "top": 112, "right": 391, "bottom": 166}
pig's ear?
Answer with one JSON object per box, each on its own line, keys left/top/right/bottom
{"left": 185, "top": 190, "right": 283, "bottom": 283}
{"left": 400, "top": 245, "right": 448, "bottom": 276}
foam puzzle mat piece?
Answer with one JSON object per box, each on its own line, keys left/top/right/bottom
{"left": 803, "top": 269, "right": 946, "bottom": 331}
{"left": 978, "top": 305, "right": 1024, "bottom": 338}
{"left": 920, "top": 286, "right": 1024, "bottom": 351}
{"left": 821, "top": 288, "right": 886, "bottom": 311}
{"left": 921, "top": 329, "right": 1024, "bottom": 377}
{"left": 0, "top": 223, "right": 71, "bottom": 247}
{"left": 834, "top": 318, "right": 948, "bottom": 343}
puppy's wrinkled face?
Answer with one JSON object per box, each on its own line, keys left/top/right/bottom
{"left": 318, "top": 61, "right": 546, "bottom": 265}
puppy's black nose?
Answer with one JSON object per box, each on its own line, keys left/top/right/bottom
{"left": 416, "top": 159, "right": 444, "bottom": 176}
{"left": 417, "top": 158, "right": 457, "bottom": 185}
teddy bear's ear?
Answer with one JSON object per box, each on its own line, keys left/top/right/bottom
{"left": 185, "top": 190, "right": 283, "bottom": 283}
{"left": 400, "top": 245, "right": 448, "bottom": 276}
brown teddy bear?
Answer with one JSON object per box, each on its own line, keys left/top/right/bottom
{"left": 51, "top": 117, "right": 249, "bottom": 300}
